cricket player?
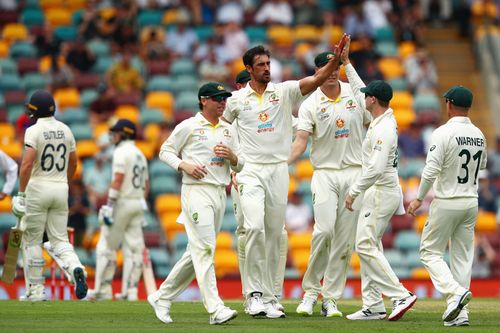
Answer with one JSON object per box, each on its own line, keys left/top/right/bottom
{"left": 148, "top": 82, "right": 243, "bottom": 325}
{"left": 87, "top": 119, "right": 149, "bottom": 301}
{"left": 0, "top": 149, "right": 18, "bottom": 200}
{"left": 341, "top": 38, "right": 417, "bottom": 321}
{"left": 232, "top": 69, "right": 289, "bottom": 313}
{"left": 408, "top": 86, "right": 486, "bottom": 326}
{"left": 11, "top": 90, "right": 87, "bottom": 301}
{"left": 222, "top": 43, "right": 344, "bottom": 318}
{"left": 289, "top": 51, "right": 371, "bottom": 317}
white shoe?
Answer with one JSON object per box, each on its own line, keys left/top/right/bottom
{"left": 209, "top": 307, "right": 238, "bottom": 325}
{"left": 275, "top": 301, "right": 285, "bottom": 313}
{"left": 147, "top": 292, "right": 173, "bottom": 324}
{"left": 443, "top": 290, "right": 472, "bottom": 322}
{"left": 86, "top": 288, "right": 112, "bottom": 301}
{"left": 264, "top": 301, "right": 286, "bottom": 318}
{"left": 321, "top": 299, "right": 343, "bottom": 317}
{"left": 246, "top": 295, "right": 267, "bottom": 316}
{"left": 22, "top": 285, "right": 47, "bottom": 302}
{"left": 443, "top": 310, "right": 469, "bottom": 327}
{"left": 388, "top": 293, "right": 417, "bottom": 321}
{"left": 296, "top": 297, "right": 316, "bottom": 316}
{"left": 347, "top": 308, "right": 387, "bottom": 320}
{"left": 115, "top": 288, "right": 138, "bottom": 301}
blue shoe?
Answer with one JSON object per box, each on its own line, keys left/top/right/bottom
{"left": 73, "top": 267, "right": 88, "bottom": 299}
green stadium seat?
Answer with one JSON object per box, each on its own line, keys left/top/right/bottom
{"left": 0, "top": 94, "right": 4, "bottom": 107}
{"left": 174, "top": 91, "right": 199, "bottom": 111}
{"left": 146, "top": 75, "right": 175, "bottom": 92}
{"left": 150, "top": 175, "right": 179, "bottom": 197}
{"left": 22, "top": 73, "right": 48, "bottom": 91}
{"left": 72, "top": 10, "right": 83, "bottom": 26}
{"left": 225, "top": 197, "right": 234, "bottom": 215}
{"left": 86, "top": 213, "right": 99, "bottom": 229}
{"left": 384, "top": 249, "right": 406, "bottom": 268}
{"left": 92, "top": 56, "right": 114, "bottom": 73}
{"left": 297, "top": 180, "right": 312, "bottom": 195}
{"left": 392, "top": 266, "right": 411, "bottom": 279}
{"left": 149, "top": 159, "right": 178, "bottom": 178}
{"left": 0, "top": 58, "right": 18, "bottom": 74}
{"left": 131, "top": 56, "right": 146, "bottom": 76}
{"left": 87, "top": 39, "right": 110, "bottom": 58}
{"left": 140, "top": 108, "right": 165, "bottom": 125}
{"left": 406, "top": 250, "right": 423, "bottom": 268}
{"left": 388, "top": 77, "right": 409, "bottom": 91}
{"left": 170, "top": 59, "right": 196, "bottom": 77}
{"left": 70, "top": 123, "right": 93, "bottom": 141}
{"left": 221, "top": 213, "right": 237, "bottom": 233}
{"left": 144, "top": 211, "right": 160, "bottom": 229}
{"left": 80, "top": 89, "right": 98, "bottom": 108}
{"left": 374, "top": 26, "right": 395, "bottom": 42}
{"left": 0, "top": 213, "right": 17, "bottom": 232}
{"left": 394, "top": 230, "right": 421, "bottom": 252}
{"left": 75, "top": 247, "right": 92, "bottom": 266}
{"left": 9, "top": 41, "right": 37, "bottom": 58}
{"left": 245, "top": 26, "right": 268, "bottom": 43}
{"left": 172, "top": 76, "right": 199, "bottom": 95}
{"left": 173, "top": 232, "right": 188, "bottom": 252}
{"left": 58, "top": 107, "right": 88, "bottom": 125}
{"left": 194, "top": 25, "right": 214, "bottom": 41}
{"left": 137, "top": 10, "right": 163, "bottom": 28}
{"left": 7, "top": 105, "right": 25, "bottom": 123}
{"left": 54, "top": 26, "right": 78, "bottom": 41}
{"left": 413, "top": 93, "right": 440, "bottom": 113}
{"left": 375, "top": 41, "right": 399, "bottom": 57}
{"left": 149, "top": 248, "right": 170, "bottom": 267}
{"left": 0, "top": 74, "right": 23, "bottom": 92}
{"left": 20, "top": 8, "right": 45, "bottom": 27}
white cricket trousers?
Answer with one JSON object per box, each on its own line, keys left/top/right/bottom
{"left": 157, "top": 184, "right": 226, "bottom": 314}
{"left": 420, "top": 198, "right": 477, "bottom": 302}
{"left": 22, "top": 181, "right": 84, "bottom": 292}
{"left": 236, "top": 162, "right": 289, "bottom": 303}
{"left": 356, "top": 186, "right": 409, "bottom": 310}
{"left": 302, "top": 167, "right": 362, "bottom": 301}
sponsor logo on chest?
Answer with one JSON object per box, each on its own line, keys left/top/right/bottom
{"left": 334, "top": 116, "right": 350, "bottom": 138}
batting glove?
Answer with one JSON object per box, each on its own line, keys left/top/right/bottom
{"left": 98, "top": 205, "right": 114, "bottom": 226}
{"left": 12, "top": 192, "right": 26, "bottom": 218}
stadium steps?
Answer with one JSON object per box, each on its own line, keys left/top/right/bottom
{"left": 424, "top": 25, "right": 495, "bottom": 144}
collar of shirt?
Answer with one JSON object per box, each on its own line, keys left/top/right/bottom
{"left": 447, "top": 116, "right": 471, "bottom": 125}
{"left": 316, "top": 81, "right": 351, "bottom": 105}
{"left": 36, "top": 117, "right": 56, "bottom": 124}
{"left": 116, "top": 140, "right": 135, "bottom": 148}
{"left": 242, "top": 81, "right": 277, "bottom": 97}
{"left": 369, "top": 108, "right": 394, "bottom": 129}
{"left": 194, "top": 112, "right": 225, "bottom": 129}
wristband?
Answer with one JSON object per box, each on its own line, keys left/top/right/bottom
{"left": 17, "top": 192, "right": 26, "bottom": 198}
{"left": 107, "top": 188, "right": 119, "bottom": 206}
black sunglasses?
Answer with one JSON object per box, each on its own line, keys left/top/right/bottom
{"left": 203, "top": 95, "right": 228, "bottom": 102}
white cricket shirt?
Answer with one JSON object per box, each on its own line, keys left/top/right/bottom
{"left": 419, "top": 116, "right": 487, "bottom": 199}
{"left": 0, "top": 149, "right": 18, "bottom": 194}
{"left": 159, "top": 112, "right": 242, "bottom": 186}
{"left": 112, "top": 140, "right": 149, "bottom": 199}
{"left": 24, "top": 117, "right": 75, "bottom": 183}
{"left": 297, "top": 81, "right": 371, "bottom": 169}
{"left": 223, "top": 81, "right": 303, "bottom": 163}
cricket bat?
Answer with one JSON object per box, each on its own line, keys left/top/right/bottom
{"left": 1, "top": 217, "right": 23, "bottom": 284}
{"left": 142, "top": 248, "right": 157, "bottom": 296}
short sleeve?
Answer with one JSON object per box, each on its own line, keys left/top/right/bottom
{"left": 297, "top": 97, "right": 315, "bottom": 134}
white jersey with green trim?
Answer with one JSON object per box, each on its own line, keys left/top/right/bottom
{"left": 223, "top": 81, "right": 304, "bottom": 163}
{"left": 24, "top": 117, "right": 75, "bottom": 183}
{"left": 112, "top": 140, "right": 148, "bottom": 199}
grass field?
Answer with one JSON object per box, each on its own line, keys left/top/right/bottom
{"left": 0, "top": 299, "right": 499, "bottom": 333}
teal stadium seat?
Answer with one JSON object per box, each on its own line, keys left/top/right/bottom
{"left": 392, "top": 266, "right": 411, "bottom": 279}
{"left": 388, "top": 77, "right": 409, "bottom": 91}
{"left": 87, "top": 40, "right": 110, "bottom": 58}
{"left": 80, "top": 89, "right": 98, "bottom": 108}
{"left": 221, "top": 213, "right": 237, "bottom": 233}
{"left": 384, "top": 249, "right": 406, "bottom": 268}
{"left": 297, "top": 180, "right": 312, "bottom": 195}
{"left": 375, "top": 41, "right": 399, "bottom": 57}
{"left": 149, "top": 158, "right": 178, "bottom": 178}
{"left": 394, "top": 230, "right": 421, "bottom": 252}
{"left": 406, "top": 250, "right": 423, "bottom": 269}
{"left": 318, "top": 0, "right": 336, "bottom": 10}
{"left": 58, "top": 107, "right": 88, "bottom": 125}
{"left": 174, "top": 91, "right": 199, "bottom": 111}
{"left": 75, "top": 248, "right": 92, "bottom": 266}
{"left": 225, "top": 197, "right": 234, "bottom": 215}
{"left": 86, "top": 213, "right": 99, "bottom": 229}
{"left": 9, "top": 42, "right": 37, "bottom": 59}
{"left": 412, "top": 93, "right": 440, "bottom": 113}
{"left": 0, "top": 213, "right": 17, "bottom": 232}
{"left": 194, "top": 26, "right": 214, "bottom": 42}
{"left": 146, "top": 75, "right": 175, "bottom": 92}
{"left": 7, "top": 105, "right": 24, "bottom": 123}
{"left": 170, "top": 59, "right": 196, "bottom": 77}
{"left": 131, "top": 56, "right": 146, "bottom": 76}
{"left": 92, "top": 56, "right": 114, "bottom": 73}
{"left": 22, "top": 73, "right": 48, "bottom": 91}
{"left": 140, "top": 108, "right": 165, "bottom": 125}
{"left": 0, "top": 74, "right": 22, "bottom": 92}
{"left": 374, "top": 26, "right": 395, "bottom": 42}
{"left": 173, "top": 232, "right": 188, "bottom": 253}
{"left": 150, "top": 175, "right": 179, "bottom": 197}
{"left": 70, "top": 123, "right": 93, "bottom": 141}
{"left": 154, "top": 265, "right": 171, "bottom": 278}
{"left": 171, "top": 76, "right": 198, "bottom": 95}
{"left": 149, "top": 248, "right": 170, "bottom": 267}
{"left": 245, "top": 26, "right": 268, "bottom": 43}
{"left": 0, "top": 58, "right": 18, "bottom": 74}
{"left": 54, "top": 26, "right": 78, "bottom": 41}
{"left": 137, "top": 10, "right": 163, "bottom": 28}
{"left": 143, "top": 211, "right": 160, "bottom": 229}
{"left": 72, "top": 10, "right": 83, "bottom": 26}
{"left": 0, "top": 94, "right": 4, "bottom": 107}
{"left": 20, "top": 8, "right": 45, "bottom": 27}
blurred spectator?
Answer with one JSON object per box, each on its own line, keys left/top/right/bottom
{"left": 358, "top": 57, "right": 384, "bottom": 83}
{"left": 363, "top": 0, "right": 391, "bottom": 31}
{"left": 223, "top": 21, "right": 249, "bottom": 62}
{"left": 478, "top": 170, "right": 498, "bottom": 213}
{"left": 139, "top": 26, "right": 169, "bottom": 60}
{"left": 455, "top": 0, "right": 472, "bottom": 38}
{"left": 48, "top": 56, "right": 74, "bottom": 91}
{"left": 198, "top": 46, "right": 230, "bottom": 82}
{"left": 89, "top": 85, "right": 117, "bottom": 126}
{"left": 471, "top": 233, "right": 496, "bottom": 278}
{"left": 79, "top": 3, "right": 114, "bottom": 41}
{"left": 395, "top": 4, "right": 425, "bottom": 44}
{"left": 398, "top": 122, "right": 426, "bottom": 158}
{"left": 194, "top": 32, "right": 232, "bottom": 66}
{"left": 421, "top": 0, "right": 453, "bottom": 23}
{"left": 343, "top": 5, "right": 372, "bottom": 39}
{"left": 285, "top": 190, "right": 313, "bottom": 233}
{"left": 488, "top": 136, "right": 500, "bottom": 177}
{"left": 83, "top": 153, "right": 112, "bottom": 211}
{"left": 110, "top": 1, "right": 139, "bottom": 51}
{"left": 34, "top": 25, "right": 61, "bottom": 58}
{"left": 255, "top": 0, "right": 294, "bottom": 25}
{"left": 165, "top": 19, "right": 199, "bottom": 58}
{"left": 293, "top": 0, "right": 323, "bottom": 26}
{"left": 216, "top": 0, "right": 244, "bottom": 24}
{"left": 0, "top": 0, "right": 16, "bottom": 10}
{"left": 65, "top": 39, "right": 97, "bottom": 73}
{"left": 68, "top": 180, "right": 91, "bottom": 247}
{"left": 105, "top": 52, "right": 144, "bottom": 94}
{"left": 405, "top": 48, "right": 438, "bottom": 94}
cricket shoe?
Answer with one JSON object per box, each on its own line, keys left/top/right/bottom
{"left": 246, "top": 294, "right": 267, "bottom": 317}
{"left": 264, "top": 301, "right": 286, "bottom": 318}
{"left": 73, "top": 267, "right": 88, "bottom": 300}
{"left": 275, "top": 301, "right": 285, "bottom": 313}
{"left": 296, "top": 297, "right": 316, "bottom": 316}
{"left": 443, "top": 310, "right": 469, "bottom": 327}
{"left": 388, "top": 293, "right": 417, "bottom": 321}
{"left": 209, "top": 307, "right": 238, "bottom": 325}
{"left": 321, "top": 299, "right": 343, "bottom": 317}
{"left": 443, "top": 290, "right": 472, "bottom": 322}
{"left": 86, "top": 288, "right": 112, "bottom": 301}
{"left": 147, "top": 291, "right": 173, "bottom": 324}
{"left": 347, "top": 308, "right": 387, "bottom": 320}
{"left": 21, "top": 285, "right": 47, "bottom": 302}
{"left": 115, "top": 288, "right": 138, "bottom": 301}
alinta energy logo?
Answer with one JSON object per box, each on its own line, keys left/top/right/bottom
{"left": 334, "top": 117, "right": 349, "bottom": 138}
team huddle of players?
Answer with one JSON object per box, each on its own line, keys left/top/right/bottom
{"left": 8, "top": 34, "right": 486, "bottom": 328}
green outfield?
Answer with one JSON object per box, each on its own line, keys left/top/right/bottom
{"left": 0, "top": 299, "right": 499, "bottom": 333}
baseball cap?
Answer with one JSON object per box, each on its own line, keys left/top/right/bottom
{"left": 314, "top": 51, "right": 335, "bottom": 67}
{"left": 443, "top": 85, "right": 473, "bottom": 107}
{"left": 198, "top": 82, "right": 232, "bottom": 99}
{"left": 360, "top": 80, "right": 393, "bottom": 102}
{"left": 235, "top": 70, "right": 251, "bottom": 84}
{"left": 109, "top": 118, "right": 136, "bottom": 138}
{"left": 26, "top": 90, "right": 56, "bottom": 116}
